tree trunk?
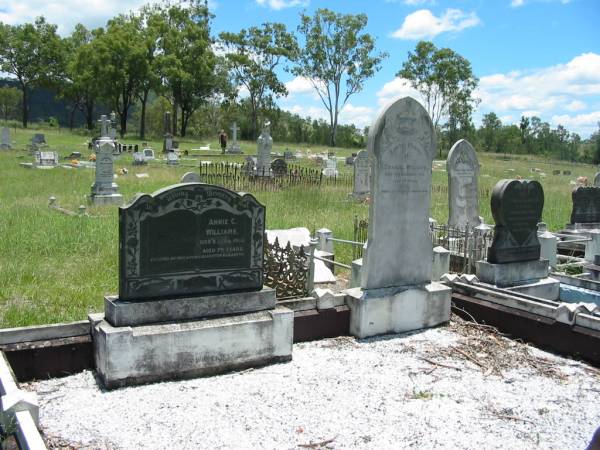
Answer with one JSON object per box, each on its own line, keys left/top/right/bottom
{"left": 172, "top": 102, "right": 178, "bottom": 137}
{"left": 21, "top": 85, "right": 28, "bottom": 128}
{"left": 180, "top": 110, "right": 191, "bottom": 137}
{"left": 85, "top": 101, "right": 94, "bottom": 130}
{"left": 69, "top": 105, "right": 77, "bottom": 130}
{"left": 139, "top": 89, "right": 149, "bottom": 140}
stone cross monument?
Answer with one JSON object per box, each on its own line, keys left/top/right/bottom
{"left": 89, "top": 115, "right": 123, "bottom": 205}
{"left": 229, "top": 122, "right": 242, "bottom": 154}
{"left": 345, "top": 97, "right": 451, "bottom": 338}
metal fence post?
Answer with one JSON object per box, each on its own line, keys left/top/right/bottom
{"left": 306, "top": 238, "right": 318, "bottom": 294}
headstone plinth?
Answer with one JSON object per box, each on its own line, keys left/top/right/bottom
{"left": 475, "top": 179, "right": 558, "bottom": 300}
{"left": 88, "top": 137, "right": 123, "bottom": 206}
{"left": 93, "top": 183, "right": 293, "bottom": 389}
{"left": 343, "top": 97, "right": 451, "bottom": 339}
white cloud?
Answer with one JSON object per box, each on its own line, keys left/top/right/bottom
{"left": 0, "top": 0, "right": 218, "bottom": 35}
{"left": 404, "top": 0, "right": 436, "bottom": 5}
{"left": 255, "top": 0, "right": 308, "bottom": 10}
{"left": 565, "top": 100, "right": 586, "bottom": 111}
{"left": 285, "top": 76, "right": 316, "bottom": 96}
{"left": 551, "top": 111, "right": 600, "bottom": 136}
{"left": 475, "top": 52, "right": 600, "bottom": 136}
{"left": 0, "top": 0, "right": 145, "bottom": 34}
{"left": 339, "top": 104, "right": 376, "bottom": 129}
{"left": 390, "top": 8, "right": 481, "bottom": 40}
{"left": 376, "top": 77, "right": 423, "bottom": 108}
{"left": 511, "top": 0, "right": 571, "bottom": 7}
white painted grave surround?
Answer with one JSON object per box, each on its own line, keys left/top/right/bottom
{"left": 447, "top": 139, "right": 480, "bottom": 228}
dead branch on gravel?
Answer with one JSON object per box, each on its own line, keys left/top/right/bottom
{"left": 435, "top": 313, "right": 570, "bottom": 380}
{"left": 298, "top": 436, "right": 337, "bottom": 448}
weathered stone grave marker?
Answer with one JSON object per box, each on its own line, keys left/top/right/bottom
{"left": 345, "top": 97, "right": 451, "bottom": 338}
{"left": 594, "top": 172, "right": 600, "bottom": 187}
{"left": 93, "top": 182, "right": 292, "bottom": 388}
{"left": 180, "top": 171, "right": 201, "bottom": 183}
{"left": 166, "top": 151, "right": 179, "bottom": 165}
{"left": 352, "top": 150, "right": 370, "bottom": 200}
{"left": 88, "top": 115, "right": 123, "bottom": 205}
{"left": 271, "top": 158, "right": 288, "bottom": 177}
{"left": 447, "top": 139, "right": 480, "bottom": 228}
{"left": 322, "top": 156, "right": 338, "bottom": 177}
{"left": 228, "top": 122, "right": 242, "bottom": 154}
{"left": 476, "top": 179, "right": 557, "bottom": 299}
{"left": 570, "top": 186, "right": 600, "bottom": 225}
{"left": 1, "top": 127, "right": 11, "bottom": 149}
{"left": 256, "top": 121, "right": 272, "bottom": 176}
{"left": 34, "top": 151, "right": 59, "bottom": 167}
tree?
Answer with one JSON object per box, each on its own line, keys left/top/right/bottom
{"left": 89, "top": 15, "right": 147, "bottom": 136}
{"left": 0, "top": 86, "right": 21, "bottom": 121}
{"left": 60, "top": 24, "right": 102, "bottom": 130}
{"left": 0, "top": 17, "right": 64, "bottom": 127}
{"left": 397, "top": 41, "right": 479, "bottom": 136}
{"left": 220, "top": 22, "right": 297, "bottom": 139}
{"left": 293, "top": 8, "right": 386, "bottom": 147}
{"left": 480, "top": 112, "right": 502, "bottom": 152}
{"left": 157, "top": 2, "right": 229, "bottom": 137}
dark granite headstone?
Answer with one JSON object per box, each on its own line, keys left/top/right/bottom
{"left": 570, "top": 186, "right": 600, "bottom": 224}
{"left": 487, "top": 179, "right": 544, "bottom": 264}
{"left": 119, "top": 183, "right": 265, "bottom": 300}
{"left": 271, "top": 158, "right": 288, "bottom": 177}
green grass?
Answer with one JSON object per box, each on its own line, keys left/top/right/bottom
{"left": 0, "top": 126, "right": 597, "bottom": 328}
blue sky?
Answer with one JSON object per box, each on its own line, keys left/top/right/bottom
{"left": 1, "top": 0, "right": 599, "bottom": 136}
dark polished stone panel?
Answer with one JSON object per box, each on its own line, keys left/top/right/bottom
{"left": 271, "top": 158, "right": 288, "bottom": 177}
{"left": 119, "top": 183, "right": 265, "bottom": 300}
{"left": 570, "top": 186, "right": 600, "bottom": 224}
{"left": 487, "top": 179, "right": 544, "bottom": 264}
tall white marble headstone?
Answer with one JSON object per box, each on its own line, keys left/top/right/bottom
{"left": 447, "top": 139, "right": 480, "bottom": 229}
{"left": 1, "top": 127, "right": 11, "bottom": 149}
{"left": 361, "top": 97, "right": 436, "bottom": 289}
{"left": 352, "top": 150, "right": 370, "bottom": 198}
{"left": 256, "top": 121, "right": 272, "bottom": 176}
{"left": 109, "top": 112, "right": 117, "bottom": 140}
{"left": 345, "top": 97, "right": 451, "bottom": 338}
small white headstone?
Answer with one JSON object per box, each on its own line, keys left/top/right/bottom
{"left": 353, "top": 150, "right": 370, "bottom": 197}
{"left": 447, "top": 139, "right": 481, "bottom": 229}
{"left": 166, "top": 152, "right": 179, "bottom": 165}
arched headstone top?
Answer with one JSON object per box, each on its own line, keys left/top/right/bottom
{"left": 368, "top": 97, "right": 436, "bottom": 164}
{"left": 447, "top": 139, "right": 479, "bottom": 175}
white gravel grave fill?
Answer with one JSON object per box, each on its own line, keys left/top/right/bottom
{"left": 29, "top": 327, "right": 600, "bottom": 450}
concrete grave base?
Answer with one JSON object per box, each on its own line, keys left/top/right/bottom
{"left": 92, "top": 306, "right": 293, "bottom": 389}
{"left": 476, "top": 259, "right": 549, "bottom": 287}
{"left": 87, "top": 193, "right": 123, "bottom": 206}
{"left": 105, "top": 287, "right": 276, "bottom": 327}
{"left": 344, "top": 282, "right": 451, "bottom": 339}
{"left": 506, "top": 277, "right": 560, "bottom": 301}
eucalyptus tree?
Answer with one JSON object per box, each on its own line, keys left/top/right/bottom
{"left": 220, "top": 22, "right": 298, "bottom": 139}
{"left": 293, "top": 9, "right": 386, "bottom": 146}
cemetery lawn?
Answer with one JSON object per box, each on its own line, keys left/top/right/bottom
{"left": 1, "top": 126, "right": 598, "bottom": 328}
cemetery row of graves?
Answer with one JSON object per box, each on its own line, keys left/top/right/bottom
{"left": 0, "top": 97, "right": 599, "bottom": 449}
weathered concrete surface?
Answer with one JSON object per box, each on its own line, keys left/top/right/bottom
{"left": 93, "top": 306, "right": 293, "bottom": 389}
{"left": 476, "top": 259, "right": 549, "bottom": 287}
{"left": 344, "top": 282, "right": 451, "bottom": 339}
{"left": 507, "top": 277, "right": 560, "bottom": 301}
{"left": 432, "top": 246, "right": 450, "bottom": 281}
{"left": 105, "top": 287, "right": 276, "bottom": 327}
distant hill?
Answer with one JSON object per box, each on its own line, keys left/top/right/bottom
{"left": 0, "top": 78, "right": 109, "bottom": 127}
